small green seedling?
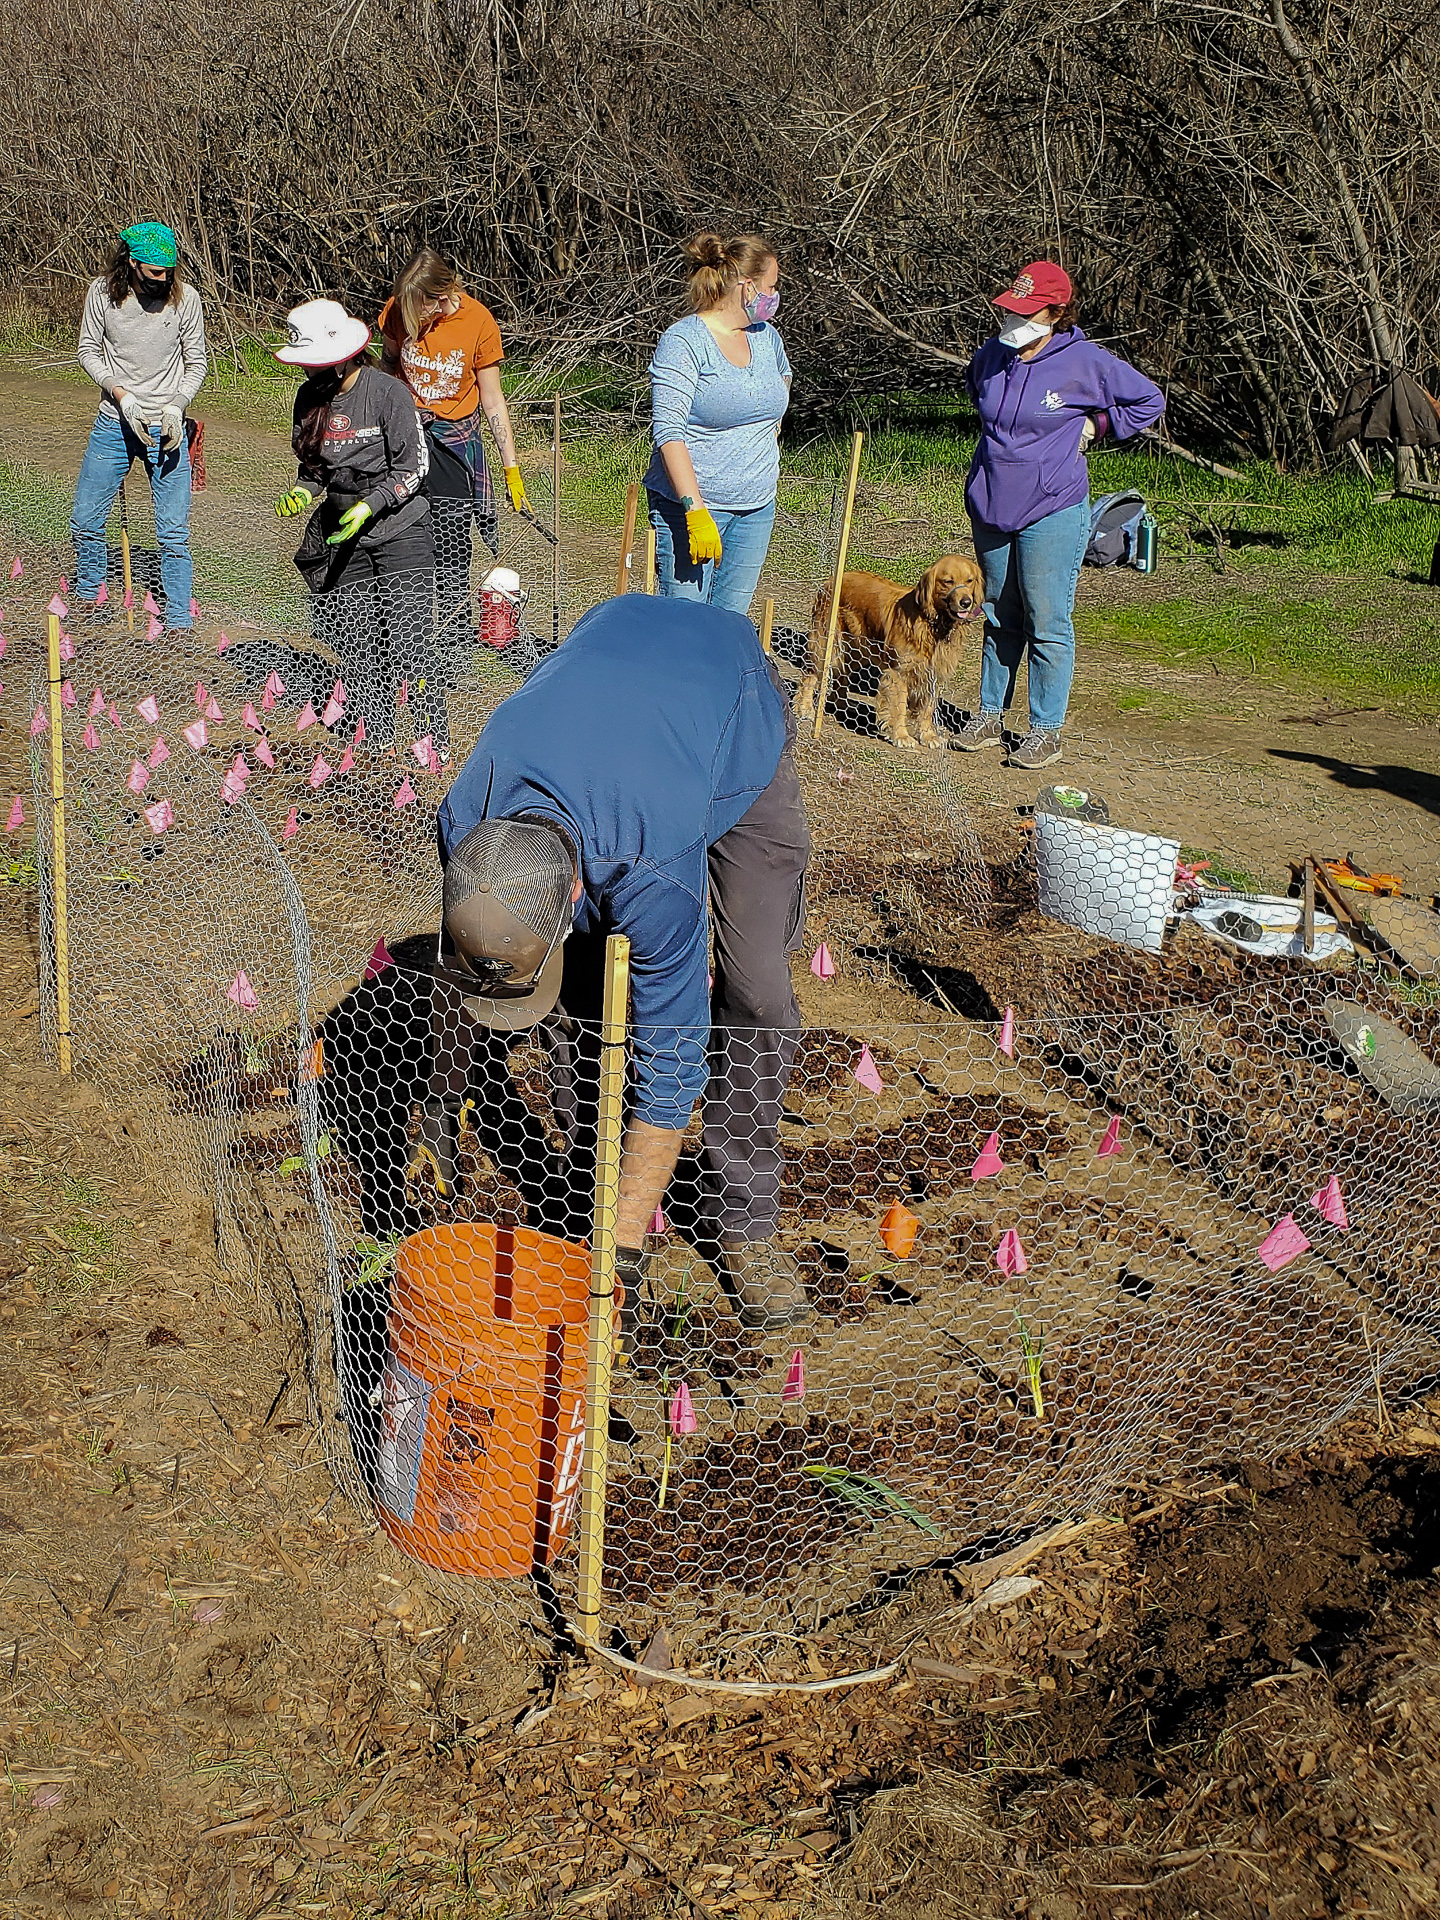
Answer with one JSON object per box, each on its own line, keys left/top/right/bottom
{"left": 278, "top": 1132, "right": 331, "bottom": 1177}
{"left": 801, "top": 1463, "right": 940, "bottom": 1536}
{"left": 1014, "top": 1309, "right": 1046, "bottom": 1420}
{"left": 348, "top": 1235, "right": 400, "bottom": 1291}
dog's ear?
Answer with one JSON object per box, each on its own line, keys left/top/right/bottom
{"left": 915, "top": 565, "right": 940, "bottom": 621}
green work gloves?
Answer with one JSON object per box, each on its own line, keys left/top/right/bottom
{"left": 503, "top": 465, "right": 529, "bottom": 514}
{"left": 327, "top": 502, "right": 373, "bottom": 546}
{"left": 275, "top": 485, "right": 314, "bottom": 519}
{"left": 686, "top": 506, "right": 723, "bottom": 565}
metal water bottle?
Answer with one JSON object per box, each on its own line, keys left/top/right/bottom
{"left": 1135, "top": 509, "right": 1159, "bottom": 575}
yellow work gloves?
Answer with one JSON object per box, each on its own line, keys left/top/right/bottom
{"left": 327, "top": 502, "right": 373, "bottom": 547}
{"left": 275, "top": 485, "right": 314, "bottom": 518}
{"left": 503, "top": 465, "right": 529, "bottom": 514}
{"left": 686, "top": 507, "right": 723, "bottom": 565}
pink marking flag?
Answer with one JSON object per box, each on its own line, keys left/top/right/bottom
{"left": 8, "top": 557, "right": 20, "bottom": 580}
{"left": 0, "top": 637, "right": 5, "bottom": 659}
{"left": 810, "top": 942, "right": 836, "bottom": 980}
{"left": 242, "top": 702, "right": 262, "bottom": 731}
{"left": 853, "top": 1044, "right": 884, "bottom": 1095}
{"left": 81, "top": 723, "right": 99, "bottom": 751}
{"left": 669, "top": 1381, "right": 697, "bottom": 1436}
{"left": 996, "top": 1228, "right": 1028, "bottom": 1276}
{"left": 216, "top": 631, "right": 230, "bottom": 655}
{"left": 394, "top": 776, "right": 417, "bottom": 809}
{"left": 321, "top": 689, "right": 345, "bottom": 727}
{"left": 650, "top": 1205, "right": 667, "bottom": 1235}
{"left": 189, "top": 598, "right": 199, "bottom": 620}
{"left": 59, "top": 680, "right": 76, "bottom": 709}
{"left": 146, "top": 615, "right": 163, "bottom": 641}
{"left": 194, "top": 680, "right": 208, "bottom": 709}
{"left": 354, "top": 717, "right": 367, "bottom": 747}
{"left": 47, "top": 593, "right": 67, "bottom": 618}
{"left": 147, "top": 735, "right": 170, "bottom": 770}
{"left": 1257, "top": 1213, "right": 1311, "bottom": 1273}
{"left": 5, "top": 795, "right": 24, "bottom": 832}
{"left": 261, "top": 684, "right": 276, "bottom": 712}
{"left": 254, "top": 735, "right": 275, "bottom": 769}
{"left": 126, "top": 760, "right": 150, "bottom": 795}
{"left": 87, "top": 687, "right": 105, "bottom": 718}
{"left": 226, "top": 970, "right": 258, "bottom": 1012}
{"left": 412, "top": 733, "right": 433, "bottom": 767}
{"left": 59, "top": 575, "right": 68, "bottom": 592}
{"left": 363, "top": 938, "right": 395, "bottom": 982}
{"left": 1311, "top": 1174, "right": 1348, "bottom": 1230}
{"left": 95, "top": 582, "right": 108, "bottom": 606}
{"left": 308, "top": 753, "right": 333, "bottom": 789}
{"left": 220, "top": 771, "right": 246, "bottom": 806}
{"left": 136, "top": 694, "right": 160, "bottom": 725}
{"left": 782, "top": 1349, "right": 805, "bottom": 1403}
{"left": 204, "top": 696, "right": 223, "bottom": 722}
{"left": 28, "top": 705, "right": 46, "bottom": 738}
{"left": 998, "top": 1006, "right": 1016, "bottom": 1058}
{"left": 295, "top": 701, "right": 318, "bottom": 731}
{"left": 1098, "top": 1114, "right": 1122, "bottom": 1158}
{"left": 281, "top": 806, "right": 299, "bottom": 841}
{"left": 106, "top": 703, "right": 122, "bottom": 729}
{"left": 58, "top": 635, "right": 74, "bottom": 662}
{"left": 183, "top": 718, "right": 208, "bottom": 752}
{"left": 144, "top": 798, "right": 173, "bottom": 834}
{"left": 123, "top": 587, "right": 133, "bottom": 609}
{"left": 970, "top": 1131, "right": 1005, "bottom": 1180}
{"left": 336, "top": 745, "right": 355, "bottom": 774}
{"left": 227, "top": 750, "right": 251, "bottom": 785}
{"left": 398, "top": 678, "right": 410, "bottom": 706}
{"left": 143, "top": 590, "right": 160, "bottom": 616}
{"left": 264, "top": 669, "right": 287, "bottom": 700}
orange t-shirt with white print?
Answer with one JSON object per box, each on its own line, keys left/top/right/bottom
{"left": 379, "top": 291, "right": 504, "bottom": 421}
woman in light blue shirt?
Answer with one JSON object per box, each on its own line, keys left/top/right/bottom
{"left": 644, "top": 232, "right": 791, "bottom": 616}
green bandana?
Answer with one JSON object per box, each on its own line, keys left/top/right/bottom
{"left": 121, "top": 222, "right": 177, "bottom": 269}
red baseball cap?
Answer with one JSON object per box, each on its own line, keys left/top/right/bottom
{"left": 994, "top": 261, "right": 1073, "bottom": 315}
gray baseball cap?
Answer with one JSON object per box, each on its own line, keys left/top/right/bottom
{"left": 442, "top": 819, "right": 575, "bottom": 1031}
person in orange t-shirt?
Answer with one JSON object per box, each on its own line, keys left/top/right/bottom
{"left": 380, "top": 248, "right": 530, "bottom": 671}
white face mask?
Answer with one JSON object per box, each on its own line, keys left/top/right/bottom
{"left": 998, "top": 315, "right": 1051, "bottom": 350}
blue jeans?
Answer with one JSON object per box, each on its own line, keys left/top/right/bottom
{"left": 647, "top": 491, "right": 776, "bottom": 618}
{"left": 71, "top": 409, "right": 193, "bottom": 626}
{"left": 970, "top": 497, "right": 1090, "bottom": 733}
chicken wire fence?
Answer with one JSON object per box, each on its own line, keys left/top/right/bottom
{"left": 4, "top": 418, "right": 1440, "bottom": 1681}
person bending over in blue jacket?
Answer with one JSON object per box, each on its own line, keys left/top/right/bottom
{"left": 952, "top": 261, "right": 1165, "bottom": 772}
{"left": 415, "top": 594, "right": 814, "bottom": 1332}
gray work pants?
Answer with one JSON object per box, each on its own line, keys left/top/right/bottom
{"left": 430, "top": 735, "right": 810, "bottom": 1244}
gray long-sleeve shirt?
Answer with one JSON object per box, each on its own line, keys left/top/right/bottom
{"left": 77, "top": 277, "right": 208, "bottom": 419}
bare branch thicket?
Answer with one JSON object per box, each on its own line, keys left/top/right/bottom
{"left": 0, "top": 0, "right": 1436, "bottom": 462}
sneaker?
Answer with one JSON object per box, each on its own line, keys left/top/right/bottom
{"left": 950, "top": 710, "right": 1006, "bottom": 752}
{"left": 717, "top": 1236, "right": 816, "bottom": 1331}
{"left": 1008, "top": 729, "right": 1063, "bottom": 771}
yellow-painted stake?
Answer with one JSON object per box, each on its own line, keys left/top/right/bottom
{"left": 575, "top": 931, "right": 630, "bottom": 1647}
{"left": 120, "top": 480, "right": 134, "bottom": 632}
{"left": 644, "top": 525, "right": 657, "bottom": 595}
{"left": 812, "top": 430, "right": 865, "bottom": 738}
{"left": 46, "top": 612, "right": 72, "bottom": 1072}
{"left": 615, "top": 484, "right": 640, "bottom": 596}
{"left": 759, "top": 596, "right": 775, "bottom": 656}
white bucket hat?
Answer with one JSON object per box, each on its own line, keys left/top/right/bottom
{"left": 273, "top": 298, "right": 372, "bottom": 368}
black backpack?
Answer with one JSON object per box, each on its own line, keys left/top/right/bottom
{"left": 1084, "top": 490, "right": 1147, "bottom": 568}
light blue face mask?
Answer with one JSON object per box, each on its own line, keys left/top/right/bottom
{"left": 997, "top": 314, "right": 1051, "bottom": 350}
{"left": 744, "top": 286, "right": 781, "bottom": 325}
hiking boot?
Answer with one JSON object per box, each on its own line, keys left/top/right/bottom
{"left": 406, "top": 1098, "right": 460, "bottom": 1199}
{"left": 950, "top": 710, "right": 1006, "bottom": 752}
{"left": 717, "top": 1236, "right": 815, "bottom": 1331}
{"left": 1008, "top": 729, "right": 1064, "bottom": 771}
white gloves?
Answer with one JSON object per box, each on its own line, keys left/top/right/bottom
{"left": 159, "top": 404, "right": 185, "bottom": 452}
{"left": 1079, "top": 416, "right": 1098, "bottom": 452}
{"left": 118, "top": 391, "right": 155, "bottom": 442}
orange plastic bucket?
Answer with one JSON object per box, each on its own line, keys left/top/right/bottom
{"left": 375, "top": 1221, "right": 592, "bottom": 1578}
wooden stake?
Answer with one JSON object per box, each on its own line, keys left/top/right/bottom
{"left": 812, "top": 431, "right": 865, "bottom": 738}
{"left": 644, "top": 525, "right": 657, "bottom": 595}
{"left": 46, "top": 612, "right": 71, "bottom": 1072}
{"left": 551, "top": 393, "right": 562, "bottom": 652}
{"left": 759, "top": 597, "right": 775, "bottom": 656}
{"left": 615, "top": 484, "right": 640, "bottom": 596}
{"left": 120, "top": 479, "right": 134, "bottom": 632}
{"left": 576, "top": 932, "right": 630, "bottom": 1647}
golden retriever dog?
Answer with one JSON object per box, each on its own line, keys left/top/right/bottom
{"left": 793, "top": 554, "right": 985, "bottom": 749}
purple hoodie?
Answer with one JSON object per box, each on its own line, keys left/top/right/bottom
{"left": 965, "top": 327, "right": 1165, "bottom": 534}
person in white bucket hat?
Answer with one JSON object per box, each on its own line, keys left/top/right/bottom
{"left": 272, "top": 298, "right": 447, "bottom": 755}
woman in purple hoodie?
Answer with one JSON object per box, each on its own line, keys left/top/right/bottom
{"left": 953, "top": 262, "right": 1165, "bottom": 771}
